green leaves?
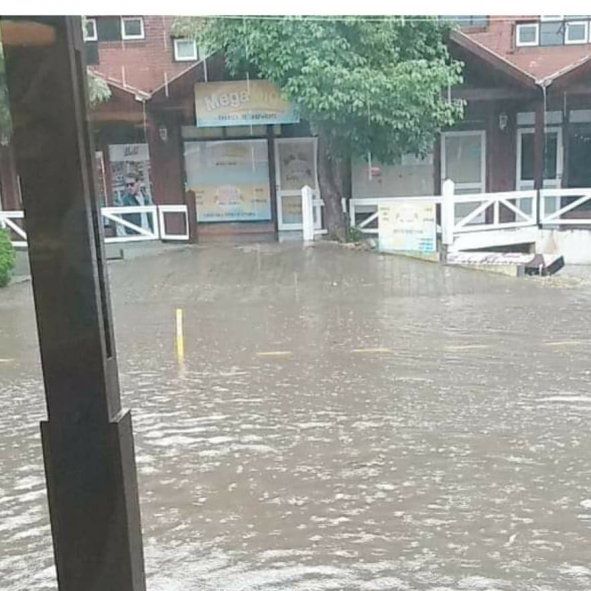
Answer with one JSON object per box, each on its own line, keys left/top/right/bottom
{"left": 173, "top": 16, "right": 464, "bottom": 163}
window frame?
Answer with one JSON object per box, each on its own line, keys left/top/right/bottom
{"left": 516, "top": 22, "right": 540, "bottom": 47}
{"left": 565, "top": 20, "right": 589, "bottom": 44}
{"left": 121, "top": 16, "right": 145, "bottom": 41}
{"left": 84, "top": 18, "right": 98, "bottom": 42}
{"left": 173, "top": 38, "right": 198, "bottom": 62}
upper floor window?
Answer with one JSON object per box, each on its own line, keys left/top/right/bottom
{"left": 516, "top": 16, "right": 591, "bottom": 47}
{"left": 84, "top": 18, "right": 97, "bottom": 41}
{"left": 173, "top": 38, "right": 198, "bottom": 61}
{"left": 441, "top": 15, "right": 488, "bottom": 28}
{"left": 516, "top": 23, "right": 539, "bottom": 46}
{"left": 565, "top": 20, "right": 588, "bottom": 44}
{"left": 121, "top": 17, "right": 144, "bottom": 40}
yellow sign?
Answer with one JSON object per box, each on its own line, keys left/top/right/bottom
{"left": 195, "top": 80, "right": 300, "bottom": 127}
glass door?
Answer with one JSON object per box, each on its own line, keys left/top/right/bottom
{"left": 516, "top": 127, "right": 563, "bottom": 214}
{"left": 441, "top": 130, "right": 486, "bottom": 223}
{"left": 275, "top": 138, "right": 320, "bottom": 231}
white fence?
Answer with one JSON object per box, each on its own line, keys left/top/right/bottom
{"left": 540, "top": 188, "right": 591, "bottom": 226}
{"left": 349, "top": 183, "right": 591, "bottom": 249}
{"left": 0, "top": 205, "right": 189, "bottom": 247}
{"left": 0, "top": 210, "right": 26, "bottom": 247}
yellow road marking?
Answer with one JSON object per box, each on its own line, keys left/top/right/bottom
{"left": 0, "top": 358, "right": 13, "bottom": 363}
{"left": 352, "top": 348, "right": 392, "bottom": 353}
{"left": 256, "top": 351, "right": 293, "bottom": 357}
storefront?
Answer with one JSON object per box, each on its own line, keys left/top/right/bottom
{"left": 182, "top": 79, "right": 319, "bottom": 234}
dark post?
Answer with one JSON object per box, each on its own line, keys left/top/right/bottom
{"left": 267, "top": 124, "right": 279, "bottom": 235}
{"left": 533, "top": 96, "right": 546, "bottom": 226}
{"left": 1, "top": 16, "right": 146, "bottom": 591}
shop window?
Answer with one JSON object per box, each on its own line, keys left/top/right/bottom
{"left": 173, "top": 38, "right": 198, "bottom": 61}
{"left": 540, "top": 21, "right": 564, "bottom": 45}
{"left": 84, "top": 18, "right": 97, "bottom": 41}
{"left": 565, "top": 21, "right": 588, "bottom": 44}
{"left": 121, "top": 17, "right": 144, "bottom": 40}
{"left": 516, "top": 23, "right": 539, "bottom": 46}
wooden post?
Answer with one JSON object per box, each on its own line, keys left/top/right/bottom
{"left": 0, "top": 16, "right": 146, "bottom": 591}
{"left": 267, "top": 125, "right": 279, "bottom": 235}
{"left": 533, "top": 96, "right": 546, "bottom": 226}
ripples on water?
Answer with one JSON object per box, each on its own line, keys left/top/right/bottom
{"left": 1, "top": 245, "right": 591, "bottom": 590}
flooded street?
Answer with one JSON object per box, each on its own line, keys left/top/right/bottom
{"left": 1, "top": 241, "right": 591, "bottom": 590}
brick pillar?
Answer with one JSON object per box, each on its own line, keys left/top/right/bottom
{"left": 145, "top": 108, "right": 186, "bottom": 237}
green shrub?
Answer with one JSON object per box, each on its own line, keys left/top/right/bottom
{"left": 0, "top": 228, "right": 16, "bottom": 287}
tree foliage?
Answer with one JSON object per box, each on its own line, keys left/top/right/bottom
{"left": 174, "top": 16, "right": 465, "bottom": 238}
{"left": 174, "top": 17, "right": 464, "bottom": 160}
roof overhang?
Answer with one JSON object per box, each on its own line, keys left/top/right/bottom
{"left": 449, "top": 29, "right": 539, "bottom": 92}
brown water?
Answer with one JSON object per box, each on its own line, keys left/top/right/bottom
{"left": 1, "top": 242, "right": 591, "bottom": 590}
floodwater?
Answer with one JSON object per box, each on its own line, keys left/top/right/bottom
{"left": 1, "top": 241, "right": 591, "bottom": 591}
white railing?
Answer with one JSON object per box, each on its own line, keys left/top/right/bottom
{"left": 540, "top": 188, "right": 591, "bottom": 225}
{"left": 158, "top": 205, "right": 190, "bottom": 241}
{"left": 349, "top": 196, "right": 442, "bottom": 235}
{"left": 102, "top": 206, "right": 159, "bottom": 243}
{"left": 0, "top": 205, "right": 189, "bottom": 247}
{"left": 0, "top": 211, "right": 27, "bottom": 247}
{"left": 452, "top": 190, "right": 537, "bottom": 234}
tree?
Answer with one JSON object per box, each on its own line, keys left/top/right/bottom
{"left": 174, "top": 16, "right": 465, "bottom": 240}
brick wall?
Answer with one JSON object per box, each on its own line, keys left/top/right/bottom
{"left": 89, "top": 16, "right": 196, "bottom": 94}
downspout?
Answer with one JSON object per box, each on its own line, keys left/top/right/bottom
{"left": 534, "top": 78, "right": 551, "bottom": 227}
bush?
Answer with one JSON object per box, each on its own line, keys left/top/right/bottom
{"left": 0, "top": 228, "right": 16, "bottom": 287}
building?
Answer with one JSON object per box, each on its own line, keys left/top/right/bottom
{"left": 2, "top": 15, "right": 591, "bottom": 235}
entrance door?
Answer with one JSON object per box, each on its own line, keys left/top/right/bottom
{"left": 517, "top": 127, "right": 563, "bottom": 214}
{"left": 441, "top": 130, "right": 486, "bottom": 223}
{"left": 275, "top": 138, "right": 320, "bottom": 231}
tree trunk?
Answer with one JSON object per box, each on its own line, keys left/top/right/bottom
{"left": 317, "top": 130, "right": 347, "bottom": 241}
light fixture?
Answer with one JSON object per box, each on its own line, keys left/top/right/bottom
{"left": 158, "top": 125, "right": 168, "bottom": 142}
{"left": 499, "top": 112, "right": 509, "bottom": 131}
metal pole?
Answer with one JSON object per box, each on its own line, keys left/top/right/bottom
{"left": 0, "top": 16, "right": 146, "bottom": 590}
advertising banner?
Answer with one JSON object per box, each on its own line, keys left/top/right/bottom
{"left": 184, "top": 139, "right": 272, "bottom": 222}
{"left": 378, "top": 201, "right": 437, "bottom": 253}
{"left": 195, "top": 80, "right": 300, "bottom": 127}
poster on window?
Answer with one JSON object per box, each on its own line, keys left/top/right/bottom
{"left": 278, "top": 140, "right": 317, "bottom": 191}
{"left": 108, "top": 143, "right": 155, "bottom": 236}
{"left": 184, "top": 139, "right": 271, "bottom": 222}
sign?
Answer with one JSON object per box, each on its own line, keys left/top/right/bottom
{"left": 378, "top": 201, "right": 436, "bottom": 253}
{"left": 184, "top": 139, "right": 271, "bottom": 222}
{"left": 195, "top": 80, "right": 300, "bottom": 128}
{"left": 108, "top": 143, "right": 153, "bottom": 204}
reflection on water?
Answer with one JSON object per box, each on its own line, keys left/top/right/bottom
{"left": 1, "top": 243, "right": 591, "bottom": 590}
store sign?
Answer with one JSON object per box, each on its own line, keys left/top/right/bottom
{"left": 378, "top": 201, "right": 436, "bottom": 253}
{"left": 184, "top": 139, "right": 272, "bottom": 222}
{"left": 195, "top": 80, "right": 300, "bottom": 127}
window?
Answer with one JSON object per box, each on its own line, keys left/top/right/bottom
{"left": 173, "top": 38, "right": 198, "bottom": 61}
{"left": 565, "top": 20, "right": 588, "bottom": 44}
{"left": 540, "top": 21, "right": 564, "bottom": 46}
{"left": 516, "top": 23, "right": 539, "bottom": 46}
{"left": 121, "top": 17, "right": 144, "bottom": 40}
{"left": 84, "top": 18, "right": 97, "bottom": 41}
